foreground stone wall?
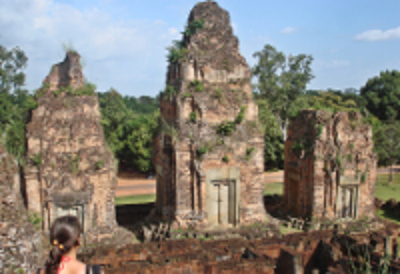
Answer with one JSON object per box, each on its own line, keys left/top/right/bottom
{"left": 24, "top": 51, "right": 117, "bottom": 241}
{"left": 0, "top": 144, "right": 43, "bottom": 273}
{"left": 284, "top": 110, "right": 377, "bottom": 220}
{"left": 153, "top": 1, "right": 266, "bottom": 228}
{"left": 80, "top": 223, "right": 399, "bottom": 273}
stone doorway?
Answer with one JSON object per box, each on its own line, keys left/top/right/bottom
{"left": 337, "top": 185, "right": 358, "bottom": 219}
{"left": 206, "top": 168, "right": 240, "bottom": 227}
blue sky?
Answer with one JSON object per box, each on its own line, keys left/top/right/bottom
{"left": 1, "top": 0, "right": 399, "bottom": 97}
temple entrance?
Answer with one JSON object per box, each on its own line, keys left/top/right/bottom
{"left": 336, "top": 185, "right": 358, "bottom": 219}
{"left": 206, "top": 168, "right": 240, "bottom": 227}
{"left": 208, "top": 180, "right": 236, "bottom": 226}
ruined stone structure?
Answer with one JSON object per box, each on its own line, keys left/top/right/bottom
{"left": 153, "top": 1, "right": 266, "bottom": 228}
{"left": 0, "top": 144, "right": 43, "bottom": 273}
{"left": 24, "top": 51, "right": 117, "bottom": 241}
{"left": 81, "top": 223, "right": 399, "bottom": 273}
{"left": 284, "top": 110, "right": 377, "bottom": 220}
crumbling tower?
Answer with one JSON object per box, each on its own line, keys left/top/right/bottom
{"left": 153, "top": 1, "right": 266, "bottom": 228}
{"left": 284, "top": 110, "right": 377, "bottom": 220}
{"left": 25, "top": 51, "right": 117, "bottom": 241}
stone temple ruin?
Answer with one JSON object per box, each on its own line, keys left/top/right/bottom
{"left": 24, "top": 51, "right": 118, "bottom": 241}
{"left": 153, "top": 1, "right": 266, "bottom": 228}
{"left": 284, "top": 110, "right": 377, "bottom": 220}
{"left": 0, "top": 144, "right": 42, "bottom": 273}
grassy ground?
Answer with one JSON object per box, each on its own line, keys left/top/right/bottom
{"left": 115, "top": 194, "right": 156, "bottom": 205}
{"left": 374, "top": 173, "right": 400, "bottom": 202}
{"left": 263, "top": 182, "right": 283, "bottom": 195}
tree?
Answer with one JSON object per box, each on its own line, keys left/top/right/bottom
{"left": 0, "top": 45, "right": 33, "bottom": 162}
{"left": 360, "top": 70, "right": 400, "bottom": 121}
{"left": 373, "top": 121, "right": 400, "bottom": 183}
{"left": 252, "top": 44, "right": 313, "bottom": 141}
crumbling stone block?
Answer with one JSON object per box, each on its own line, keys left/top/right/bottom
{"left": 284, "top": 110, "right": 377, "bottom": 220}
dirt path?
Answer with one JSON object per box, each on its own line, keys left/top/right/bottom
{"left": 116, "top": 166, "right": 399, "bottom": 197}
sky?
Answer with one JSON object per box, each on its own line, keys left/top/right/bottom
{"left": 1, "top": 0, "right": 399, "bottom": 97}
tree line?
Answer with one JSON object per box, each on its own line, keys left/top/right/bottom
{"left": 1, "top": 44, "right": 400, "bottom": 175}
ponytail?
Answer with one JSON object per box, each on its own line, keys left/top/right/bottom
{"left": 45, "top": 216, "right": 81, "bottom": 274}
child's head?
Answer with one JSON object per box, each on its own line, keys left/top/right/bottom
{"left": 45, "top": 215, "right": 82, "bottom": 273}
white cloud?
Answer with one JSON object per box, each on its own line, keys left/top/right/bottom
{"left": 0, "top": 0, "right": 179, "bottom": 96}
{"left": 355, "top": 26, "right": 400, "bottom": 41}
{"left": 280, "top": 27, "right": 296, "bottom": 34}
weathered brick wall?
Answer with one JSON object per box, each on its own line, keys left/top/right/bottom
{"left": 0, "top": 144, "right": 43, "bottom": 273}
{"left": 284, "top": 110, "right": 377, "bottom": 220}
{"left": 80, "top": 224, "right": 399, "bottom": 273}
{"left": 24, "top": 51, "right": 118, "bottom": 242}
{"left": 153, "top": 1, "right": 266, "bottom": 228}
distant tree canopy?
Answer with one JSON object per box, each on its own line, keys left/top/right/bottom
{"left": 360, "top": 70, "right": 400, "bottom": 121}
{"left": 252, "top": 44, "right": 313, "bottom": 142}
{"left": 98, "top": 89, "right": 159, "bottom": 173}
{"left": 0, "top": 45, "right": 36, "bottom": 162}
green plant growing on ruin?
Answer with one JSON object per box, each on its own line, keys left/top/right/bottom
{"left": 245, "top": 147, "right": 255, "bottom": 161}
{"left": 69, "top": 82, "right": 96, "bottom": 96}
{"left": 27, "top": 211, "right": 43, "bottom": 230}
{"left": 216, "top": 121, "right": 236, "bottom": 136}
{"left": 188, "top": 79, "right": 204, "bottom": 92}
{"left": 361, "top": 172, "right": 367, "bottom": 183}
{"left": 347, "top": 154, "right": 353, "bottom": 162}
{"left": 189, "top": 111, "right": 197, "bottom": 123}
{"left": 212, "top": 89, "right": 223, "bottom": 102}
{"left": 161, "top": 85, "right": 176, "bottom": 100}
{"left": 69, "top": 155, "right": 80, "bottom": 174}
{"left": 95, "top": 160, "right": 104, "bottom": 170}
{"left": 184, "top": 19, "right": 205, "bottom": 37}
{"left": 291, "top": 140, "right": 304, "bottom": 152}
{"left": 196, "top": 146, "right": 208, "bottom": 157}
{"left": 30, "top": 153, "right": 42, "bottom": 166}
{"left": 222, "top": 155, "right": 230, "bottom": 163}
{"left": 349, "top": 143, "right": 354, "bottom": 150}
{"left": 235, "top": 106, "right": 247, "bottom": 124}
{"left": 316, "top": 124, "right": 324, "bottom": 137}
{"left": 167, "top": 40, "right": 189, "bottom": 64}
{"left": 182, "top": 92, "right": 192, "bottom": 99}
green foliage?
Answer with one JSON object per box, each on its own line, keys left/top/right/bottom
{"left": 27, "top": 211, "right": 43, "bottom": 230}
{"left": 212, "top": 89, "right": 223, "bottom": 102}
{"left": 222, "top": 155, "right": 229, "bottom": 163}
{"left": 189, "top": 111, "right": 197, "bottom": 123}
{"left": 256, "top": 99, "right": 284, "bottom": 170}
{"left": 316, "top": 124, "right": 324, "bottom": 137}
{"left": 252, "top": 44, "right": 313, "bottom": 141}
{"left": 184, "top": 19, "right": 204, "bottom": 37}
{"left": 161, "top": 85, "right": 176, "bottom": 100}
{"left": 235, "top": 106, "right": 247, "bottom": 124}
{"left": 98, "top": 88, "right": 159, "bottom": 173}
{"left": 196, "top": 146, "right": 208, "bottom": 157}
{"left": 167, "top": 40, "right": 189, "bottom": 64}
{"left": 347, "top": 154, "right": 353, "bottom": 162}
{"left": 188, "top": 79, "right": 204, "bottom": 92}
{"left": 69, "top": 82, "right": 96, "bottom": 96}
{"left": 0, "top": 45, "right": 35, "bottom": 162}
{"left": 182, "top": 92, "right": 192, "bottom": 99}
{"left": 360, "top": 70, "right": 400, "bottom": 121}
{"left": 373, "top": 121, "right": 400, "bottom": 171}
{"left": 69, "top": 155, "right": 80, "bottom": 174}
{"left": 216, "top": 121, "right": 236, "bottom": 136}
{"left": 361, "top": 172, "right": 366, "bottom": 183}
{"left": 30, "top": 153, "right": 42, "bottom": 166}
{"left": 95, "top": 160, "right": 104, "bottom": 170}
{"left": 245, "top": 147, "right": 255, "bottom": 161}
{"left": 308, "top": 90, "right": 359, "bottom": 113}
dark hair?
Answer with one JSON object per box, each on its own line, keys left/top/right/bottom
{"left": 45, "top": 215, "right": 82, "bottom": 274}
